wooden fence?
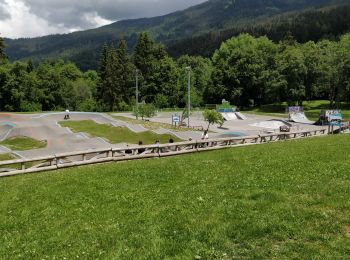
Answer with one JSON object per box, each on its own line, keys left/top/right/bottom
{"left": 0, "top": 128, "right": 328, "bottom": 177}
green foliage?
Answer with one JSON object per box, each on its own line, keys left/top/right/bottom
{"left": 134, "top": 32, "right": 178, "bottom": 106}
{"left": 1, "top": 135, "right": 350, "bottom": 258}
{"left": 154, "top": 94, "right": 168, "bottom": 109}
{"left": 203, "top": 109, "right": 225, "bottom": 130}
{"left": 2, "top": 31, "right": 350, "bottom": 112}
{"left": 277, "top": 46, "right": 307, "bottom": 106}
{"left": 177, "top": 55, "right": 213, "bottom": 107}
{"left": 168, "top": 3, "right": 350, "bottom": 58}
{"left": 216, "top": 101, "right": 233, "bottom": 109}
{"left": 136, "top": 102, "right": 157, "bottom": 120}
{"left": 60, "top": 120, "right": 181, "bottom": 144}
{"left": 0, "top": 35, "right": 6, "bottom": 61}
{"left": 211, "top": 34, "right": 280, "bottom": 106}
{"left": 97, "top": 40, "right": 134, "bottom": 111}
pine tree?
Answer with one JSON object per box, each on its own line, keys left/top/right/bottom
{"left": 134, "top": 32, "right": 155, "bottom": 78}
{"left": 98, "top": 43, "right": 108, "bottom": 81}
{"left": 96, "top": 43, "right": 109, "bottom": 109}
{"left": 116, "top": 39, "right": 134, "bottom": 104}
{"left": 102, "top": 46, "right": 121, "bottom": 111}
{"left": 0, "top": 35, "right": 6, "bottom": 61}
{"left": 27, "top": 59, "right": 34, "bottom": 73}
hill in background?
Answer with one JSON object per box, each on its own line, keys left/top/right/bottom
{"left": 4, "top": 0, "right": 349, "bottom": 70}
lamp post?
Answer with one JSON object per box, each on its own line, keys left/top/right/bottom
{"left": 186, "top": 66, "right": 191, "bottom": 127}
{"left": 135, "top": 68, "right": 139, "bottom": 120}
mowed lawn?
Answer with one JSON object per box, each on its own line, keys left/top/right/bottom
{"left": 60, "top": 120, "right": 182, "bottom": 145}
{"left": 0, "top": 136, "right": 47, "bottom": 151}
{"left": 1, "top": 135, "right": 350, "bottom": 258}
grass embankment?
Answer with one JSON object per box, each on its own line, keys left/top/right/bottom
{"left": 245, "top": 100, "right": 350, "bottom": 121}
{"left": 60, "top": 120, "right": 182, "bottom": 144}
{"left": 0, "top": 136, "right": 47, "bottom": 151}
{"left": 112, "top": 115, "right": 197, "bottom": 132}
{"left": 1, "top": 135, "right": 350, "bottom": 258}
{"left": 0, "top": 154, "right": 14, "bottom": 161}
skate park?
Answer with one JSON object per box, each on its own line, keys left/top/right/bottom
{"left": 0, "top": 105, "right": 349, "bottom": 177}
{"left": 0, "top": 101, "right": 348, "bottom": 162}
{"left": 0, "top": 106, "right": 333, "bottom": 161}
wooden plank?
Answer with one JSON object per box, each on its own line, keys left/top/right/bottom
{"left": 0, "top": 129, "right": 331, "bottom": 177}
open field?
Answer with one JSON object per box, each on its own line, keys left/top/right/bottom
{"left": 1, "top": 135, "right": 349, "bottom": 258}
{"left": 60, "top": 120, "right": 182, "bottom": 144}
{"left": 244, "top": 100, "right": 350, "bottom": 121}
{"left": 0, "top": 136, "right": 47, "bottom": 151}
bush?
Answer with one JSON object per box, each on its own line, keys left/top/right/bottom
{"left": 203, "top": 109, "right": 224, "bottom": 130}
{"left": 134, "top": 102, "right": 157, "bottom": 120}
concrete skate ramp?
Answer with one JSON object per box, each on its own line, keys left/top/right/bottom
{"left": 221, "top": 112, "right": 247, "bottom": 121}
{"left": 34, "top": 112, "right": 148, "bottom": 133}
{"left": 235, "top": 112, "right": 247, "bottom": 120}
{"left": 290, "top": 112, "right": 314, "bottom": 124}
{"left": 0, "top": 123, "right": 15, "bottom": 141}
{"left": 221, "top": 113, "right": 238, "bottom": 121}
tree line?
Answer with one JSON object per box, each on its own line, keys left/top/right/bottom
{"left": 0, "top": 31, "right": 350, "bottom": 112}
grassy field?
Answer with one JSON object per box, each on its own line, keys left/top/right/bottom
{"left": 1, "top": 135, "right": 349, "bottom": 258}
{"left": 0, "top": 153, "right": 14, "bottom": 161}
{"left": 0, "top": 136, "right": 47, "bottom": 151}
{"left": 245, "top": 100, "right": 350, "bottom": 121}
{"left": 60, "top": 120, "right": 182, "bottom": 144}
{"left": 112, "top": 115, "right": 198, "bottom": 132}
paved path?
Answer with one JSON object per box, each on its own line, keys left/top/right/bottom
{"left": 115, "top": 111, "right": 326, "bottom": 138}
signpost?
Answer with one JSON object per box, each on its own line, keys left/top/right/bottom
{"left": 172, "top": 115, "right": 180, "bottom": 127}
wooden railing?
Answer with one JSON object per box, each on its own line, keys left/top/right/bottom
{"left": 0, "top": 128, "right": 328, "bottom": 177}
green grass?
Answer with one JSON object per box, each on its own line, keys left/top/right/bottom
{"left": 112, "top": 115, "right": 200, "bottom": 132}
{"left": 0, "top": 136, "right": 47, "bottom": 151}
{"left": 0, "top": 153, "right": 14, "bottom": 161}
{"left": 60, "top": 120, "right": 182, "bottom": 144}
{"left": 244, "top": 100, "right": 350, "bottom": 121}
{"left": 1, "top": 135, "right": 350, "bottom": 258}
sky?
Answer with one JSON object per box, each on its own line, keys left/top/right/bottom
{"left": 0, "top": 0, "right": 206, "bottom": 39}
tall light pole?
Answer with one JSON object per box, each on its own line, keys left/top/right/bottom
{"left": 135, "top": 68, "right": 139, "bottom": 120}
{"left": 186, "top": 66, "right": 191, "bottom": 127}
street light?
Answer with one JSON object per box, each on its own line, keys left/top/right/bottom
{"left": 186, "top": 66, "right": 191, "bottom": 127}
{"left": 135, "top": 68, "right": 139, "bottom": 120}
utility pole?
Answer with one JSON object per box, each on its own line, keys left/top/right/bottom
{"left": 186, "top": 66, "right": 191, "bottom": 127}
{"left": 135, "top": 69, "right": 139, "bottom": 120}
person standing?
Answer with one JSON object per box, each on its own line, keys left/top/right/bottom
{"left": 201, "top": 130, "right": 209, "bottom": 148}
{"left": 201, "top": 130, "right": 209, "bottom": 140}
{"left": 65, "top": 109, "right": 70, "bottom": 120}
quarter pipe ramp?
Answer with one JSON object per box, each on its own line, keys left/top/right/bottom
{"left": 289, "top": 112, "right": 314, "bottom": 124}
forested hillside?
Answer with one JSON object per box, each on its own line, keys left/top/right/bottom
{"left": 168, "top": 4, "right": 350, "bottom": 57}
{"left": 4, "top": 0, "right": 345, "bottom": 70}
{"left": 1, "top": 32, "right": 350, "bottom": 112}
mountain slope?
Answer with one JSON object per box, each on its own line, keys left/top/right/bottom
{"left": 168, "top": 3, "right": 350, "bottom": 57}
{"left": 3, "top": 0, "right": 343, "bottom": 69}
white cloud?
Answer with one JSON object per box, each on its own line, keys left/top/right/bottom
{"left": 0, "top": 0, "right": 70, "bottom": 38}
{"left": 0, "top": 0, "right": 206, "bottom": 38}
